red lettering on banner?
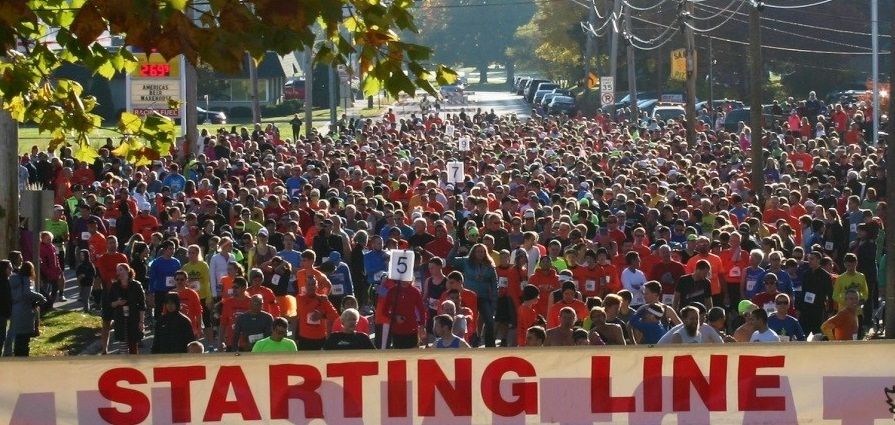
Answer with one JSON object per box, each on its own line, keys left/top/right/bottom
{"left": 387, "top": 360, "right": 408, "bottom": 417}
{"left": 591, "top": 356, "right": 636, "bottom": 413}
{"left": 481, "top": 357, "right": 538, "bottom": 416}
{"left": 269, "top": 364, "right": 323, "bottom": 419}
{"left": 203, "top": 366, "right": 261, "bottom": 422}
{"left": 738, "top": 355, "right": 786, "bottom": 411}
{"left": 327, "top": 362, "right": 379, "bottom": 418}
{"left": 154, "top": 366, "right": 206, "bottom": 423}
{"left": 673, "top": 355, "right": 728, "bottom": 411}
{"left": 97, "top": 368, "right": 150, "bottom": 425}
{"left": 418, "top": 358, "right": 473, "bottom": 416}
{"left": 642, "top": 356, "right": 663, "bottom": 412}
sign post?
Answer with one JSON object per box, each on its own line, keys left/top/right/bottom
{"left": 600, "top": 76, "right": 615, "bottom": 108}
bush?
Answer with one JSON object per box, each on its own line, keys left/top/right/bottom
{"left": 229, "top": 106, "right": 253, "bottom": 118}
{"left": 261, "top": 99, "right": 303, "bottom": 117}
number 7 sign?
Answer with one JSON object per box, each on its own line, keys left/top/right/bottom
{"left": 447, "top": 161, "right": 465, "bottom": 184}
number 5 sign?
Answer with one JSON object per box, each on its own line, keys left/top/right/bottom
{"left": 388, "top": 250, "right": 415, "bottom": 281}
{"left": 458, "top": 136, "right": 470, "bottom": 151}
{"left": 447, "top": 161, "right": 465, "bottom": 184}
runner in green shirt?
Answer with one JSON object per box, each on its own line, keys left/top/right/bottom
{"left": 251, "top": 318, "right": 297, "bottom": 353}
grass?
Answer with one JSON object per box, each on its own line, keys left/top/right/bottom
{"left": 29, "top": 309, "right": 101, "bottom": 357}
{"left": 16, "top": 105, "right": 388, "bottom": 154}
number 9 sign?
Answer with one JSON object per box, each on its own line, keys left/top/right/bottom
{"left": 446, "top": 161, "right": 465, "bottom": 184}
{"left": 458, "top": 136, "right": 470, "bottom": 151}
{"left": 388, "top": 250, "right": 415, "bottom": 282}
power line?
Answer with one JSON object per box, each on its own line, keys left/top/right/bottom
{"left": 684, "top": 0, "right": 747, "bottom": 32}
{"left": 689, "top": 0, "right": 743, "bottom": 20}
{"left": 695, "top": 1, "right": 891, "bottom": 38}
{"left": 622, "top": 0, "right": 673, "bottom": 11}
{"left": 761, "top": 0, "right": 834, "bottom": 9}
{"left": 692, "top": 3, "right": 874, "bottom": 50}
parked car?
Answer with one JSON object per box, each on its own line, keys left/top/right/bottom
{"left": 540, "top": 93, "right": 559, "bottom": 108}
{"left": 283, "top": 78, "right": 305, "bottom": 100}
{"left": 524, "top": 79, "right": 551, "bottom": 102}
{"left": 533, "top": 87, "right": 557, "bottom": 105}
{"left": 695, "top": 99, "right": 744, "bottom": 113}
{"left": 548, "top": 96, "right": 576, "bottom": 115}
{"left": 531, "top": 83, "right": 559, "bottom": 103}
{"left": 197, "top": 107, "right": 227, "bottom": 124}
{"left": 723, "top": 106, "right": 780, "bottom": 132}
{"left": 652, "top": 104, "right": 685, "bottom": 123}
{"left": 515, "top": 77, "right": 532, "bottom": 95}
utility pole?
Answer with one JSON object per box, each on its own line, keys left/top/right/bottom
{"left": 683, "top": 0, "right": 697, "bottom": 145}
{"left": 872, "top": 0, "right": 880, "bottom": 145}
{"left": 584, "top": 3, "right": 596, "bottom": 87}
{"left": 248, "top": 52, "right": 261, "bottom": 125}
{"left": 624, "top": 3, "right": 638, "bottom": 120}
{"left": 329, "top": 65, "right": 337, "bottom": 132}
{"left": 885, "top": 0, "right": 895, "bottom": 339}
{"left": 749, "top": 1, "right": 764, "bottom": 208}
{"left": 609, "top": 0, "right": 621, "bottom": 117}
{"left": 0, "top": 109, "right": 17, "bottom": 259}
{"left": 304, "top": 47, "right": 314, "bottom": 138}
{"left": 708, "top": 37, "right": 714, "bottom": 124}
{"left": 183, "top": 5, "right": 199, "bottom": 159}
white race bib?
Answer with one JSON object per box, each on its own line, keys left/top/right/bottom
{"left": 108, "top": 218, "right": 116, "bottom": 227}
{"left": 306, "top": 312, "right": 320, "bottom": 325}
{"left": 804, "top": 291, "right": 816, "bottom": 304}
{"left": 729, "top": 266, "right": 741, "bottom": 278}
{"left": 764, "top": 302, "right": 776, "bottom": 315}
{"left": 248, "top": 333, "right": 263, "bottom": 344}
{"left": 271, "top": 275, "right": 281, "bottom": 285}
{"left": 825, "top": 242, "right": 834, "bottom": 251}
{"left": 662, "top": 294, "right": 674, "bottom": 305}
{"left": 795, "top": 160, "right": 804, "bottom": 168}
{"left": 331, "top": 284, "right": 344, "bottom": 295}
{"left": 602, "top": 276, "right": 610, "bottom": 285}
{"left": 850, "top": 224, "right": 857, "bottom": 233}
{"left": 189, "top": 280, "right": 200, "bottom": 291}
{"left": 165, "top": 276, "right": 175, "bottom": 288}
{"left": 585, "top": 280, "right": 596, "bottom": 292}
{"left": 852, "top": 333, "right": 858, "bottom": 341}
{"left": 497, "top": 277, "right": 508, "bottom": 289}
{"left": 746, "top": 279, "right": 756, "bottom": 292}
{"left": 81, "top": 232, "right": 90, "bottom": 241}
{"left": 122, "top": 305, "right": 129, "bottom": 317}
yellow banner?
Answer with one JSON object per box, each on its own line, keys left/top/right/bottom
{"left": 1, "top": 342, "right": 894, "bottom": 424}
{"left": 670, "top": 48, "right": 688, "bottom": 81}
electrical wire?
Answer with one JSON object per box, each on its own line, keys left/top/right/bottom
{"left": 622, "top": 0, "right": 673, "bottom": 11}
{"left": 688, "top": 0, "right": 742, "bottom": 20}
{"left": 683, "top": 0, "right": 747, "bottom": 32}
{"left": 761, "top": 0, "right": 834, "bottom": 9}
{"left": 693, "top": 3, "right": 874, "bottom": 50}
{"left": 695, "top": 1, "right": 891, "bottom": 38}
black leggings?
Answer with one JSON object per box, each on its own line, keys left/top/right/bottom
{"left": 13, "top": 334, "right": 31, "bottom": 357}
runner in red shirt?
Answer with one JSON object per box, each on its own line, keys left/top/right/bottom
{"left": 169, "top": 270, "right": 203, "bottom": 337}
{"left": 296, "top": 276, "right": 340, "bottom": 350}
{"left": 247, "top": 268, "right": 280, "bottom": 317}
{"left": 218, "top": 278, "right": 253, "bottom": 351}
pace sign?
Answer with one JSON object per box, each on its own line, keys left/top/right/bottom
{"left": 127, "top": 50, "right": 182, "bottom": 118}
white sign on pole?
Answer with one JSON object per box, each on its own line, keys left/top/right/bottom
{"left": 445, "top": 123, "right": 455, "bottom": 137}
{"left": 600, "top": 76, "right": 614, "bottom": 93}
{"left": 446, "top": 161, "right": 465, "bottom": 184}
{"left": 388, "top": 250, "right": 415, "bottom": 281}
{"left": 601, "top": 92, "right": 615, "bottom": 107}
{"left": 128, "top": 50, "right": 182, "bottom": 118}
{"left": 458, "top": 136, "right": 470, "bottom": 151}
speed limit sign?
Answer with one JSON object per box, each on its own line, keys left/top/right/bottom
{"left": 601, "top": 92, "right": 615, "bottom": 107}
{"left": 388, "top": 250, "right": 415, "bottom": 281}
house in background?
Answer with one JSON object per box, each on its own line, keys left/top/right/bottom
{"left": 200, "top": 51, "right": 304, "bottom": 115}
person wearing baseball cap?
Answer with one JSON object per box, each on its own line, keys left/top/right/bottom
{"left": 733, "top": 300, "right": 759, "bottom": 342}
{"left": 629, "top": 303, "right": 669, "bottom": 344}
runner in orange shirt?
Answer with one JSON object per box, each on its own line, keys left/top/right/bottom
{"left": 169, "top": 271, "right": 203, "bottom": 337}
{"left": 295, "top": 250, "right": 332, "bottom": 296}
{"left": 247, "top": 268, "right": 279, "bottom": 317}
{"left": 516, "top": 285, "right": 541, "bottom": 347}
{"left": 685, "top": 236, "right": 727, "bottom": 305}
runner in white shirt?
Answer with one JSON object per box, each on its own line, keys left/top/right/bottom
{"left": 620, "top": 252, "right": 647, "bottom": 308}
{"left": 749, "top": 309, "right": 781, "bottom": 342}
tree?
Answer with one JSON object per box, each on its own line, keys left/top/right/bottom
{"left": 0, "top": 0, "right": 454, "bottom": 257}
{"left": 515, "top": 1, "right": 588, "bottom": 81}
{"left": 414, "top": 0, "right": 535, "bottom": 83}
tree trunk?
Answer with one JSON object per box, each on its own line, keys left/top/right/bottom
{"left": 505, "top": 61, "right": 515, "bottom": 88}
{"left": 478, "top": 64, "right": 489, "bottom": 84}
{"left": 0, "top": 109, "right": 18, "bottom": 259}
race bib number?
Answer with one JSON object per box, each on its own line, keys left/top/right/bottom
{"left": 585, "top": 280, "right": 596, "bottom": 292}
{"left": 497, "top": 277, "right": 508, "bottom": 289}
{"left": 852, "top": 333, "right": 858, "bottom": 341}
{"left": 602, "top": 276, "right": 610, "bottom": 285}
{"left": 804, "top": 291, "right": 816, "bottom": 304}
{"left": 850, "top": 224, "right": 857, "bottom": 233}
{"left": 764, "top": 302, "right": 776, "bottom": 316}
{"left": 795, "top": 160, "right": 804, "bottom": 168}
{"left": 81, "top": 232, "right": 90, "bottom": 241}
{"left": 271, "top": 275, "right": 281, "bottom": 285}
{"left": 729, "top": 266, "right": 741, "bottom": 278}
{"left": 331, "top": 284, "right": 344, "bottom": 295}
{"left": 248, "top": 333, "right": 263, "bottom": 344}
{"left": 824, "top": 242, "right": 834, "bottom": 251}
{"left": 189, "top": 280, "right": 200, "bottom": 291}
{"left": 662, "top": 294, "right": 674, "bottom": 305}
{"left": 428, "top": 298, "right": 439, "bottom": 310}
{"left": 306, "top": 312, "right": 320, "bottom": 325}
{"left": 108, "top": 218, "right": 116, "bottom": 227}
{"left": 122, "top": 306, "right": 129, "bottom": 317}
{"left": 165, "top": 276, "right": 175, "bottom": 288}
{"left": 388, "top": 250, "right": 415, "bottom": 281}
{"left": 746, "top": 279, "right": 756, "bottom": 292}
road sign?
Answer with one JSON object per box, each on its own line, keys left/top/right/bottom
{"left": 601, "top": 92, "right": 615, "bottom": 107}
{"left": 586, "top": 72, "right": 598, "bottom": 89}
{"left": 600, "top": 76, "right": 614, "bottom": 93}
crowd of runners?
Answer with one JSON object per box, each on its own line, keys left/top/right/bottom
{"left": 0, "top": 89, "right": 887, "bottom": 355}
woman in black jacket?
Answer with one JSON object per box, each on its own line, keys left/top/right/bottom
{"left": 0, "top": 260, "right": 12, "bottom": 355}
{"left": 116, "top": 201, "right": 134, "bottom": 247}
{"left": 151, "top": 292, "right": 196, "bottom": 354}
{"left": 108, "top": 263, "right": 146, "bottom": 354}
